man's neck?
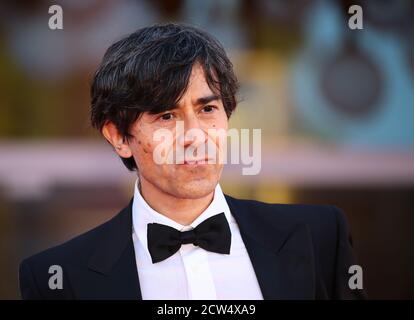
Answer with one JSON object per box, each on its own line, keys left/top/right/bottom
{"left": 138, "top": 177, "right": 214, "bottom": 226}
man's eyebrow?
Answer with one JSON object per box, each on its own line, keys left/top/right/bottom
{"left": 150, "top": 94, "right": 221, "bottom": 113}
{"left": 194, "top": 94, "right": 221, "bottom": 106}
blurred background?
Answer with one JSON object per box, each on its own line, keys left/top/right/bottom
{"left": 1, "top": 0, "right": 414, "bottom": 299}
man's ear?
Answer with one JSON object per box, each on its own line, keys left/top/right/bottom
{"left": 101, "top": 121, "right": 133, "bottom": 158}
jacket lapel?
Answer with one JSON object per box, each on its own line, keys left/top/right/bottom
{"left": 68, "top": 198, "right": 142, "bottom": 299}
{"left": 225, "top": 195, "right": 316, "bottom": 299}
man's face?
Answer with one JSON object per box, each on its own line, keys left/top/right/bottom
{"left": 127, "top": 63, "right": 228, "bottom": 199}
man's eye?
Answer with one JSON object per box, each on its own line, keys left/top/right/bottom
{"left": 202, "top": 105, "right": 216, "bottom": 113}
{"left": 160, "top": 113, "right": 174, "bottom": 121}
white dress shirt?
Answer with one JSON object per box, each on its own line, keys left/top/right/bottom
{"left": 131, "top": 180, "right": 263, "bottom": 300}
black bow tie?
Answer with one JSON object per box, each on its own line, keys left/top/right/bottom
{"left": 147, "top": 213, "right": 231, "bottom": 263}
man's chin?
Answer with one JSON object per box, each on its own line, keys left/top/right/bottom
{"left": 170, "top": 179, "right": 217, "bottom": 200}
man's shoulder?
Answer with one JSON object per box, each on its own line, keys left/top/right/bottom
{"left": 225, "top": 194, "right": 344, "bottom": 225}
{"left": 224, "top": 194, "right": 348, "bottom": 242}
{"left": 19, "top": 200, "right": 134, "bottom": 299}
{"left": 20, "top": 203, "right": 128, "bottom": 271}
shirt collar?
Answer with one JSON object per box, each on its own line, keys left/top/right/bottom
{"left": 132, "top": 178, "right": 234, "bottom": 257}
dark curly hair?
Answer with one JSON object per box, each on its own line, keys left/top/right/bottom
{"left": 90, "top": 23, "right": 239, "bottom": 171}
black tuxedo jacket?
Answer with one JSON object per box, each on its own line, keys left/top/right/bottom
{"left": 19, "top": 195, "right": 366, "bottom": 299}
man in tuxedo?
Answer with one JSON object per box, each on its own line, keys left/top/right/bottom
{"left": 19, "top": 23, "right": 366, "bottom": 300}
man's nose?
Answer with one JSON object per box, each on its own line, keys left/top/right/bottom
{"left": 177, "top": 114, "right": 207, "bottom": 148}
